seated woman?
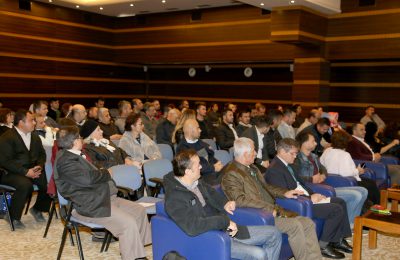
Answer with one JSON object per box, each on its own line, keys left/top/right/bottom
{"left": 54, "top": 126, "right": 151, "bottom": 260}
{"left": 365, "top": 121, "right": 400, "bottom": 184}
{"left": 293, "top": 131, "right": 368, "bottom": 225}
{"left": 320, "top": 130, "right": 380, "bottom": 205}
{"left": 80, "top": 120, "right": 140, "bottom": 169}
{"left": 119, "top": 113, "right": 161, "bottom": 166}
{"left": 172, "top": 109, "right": 196, "bottom": 145}
{"left": 0, "top": 108, "right": 14, "bottom": 136}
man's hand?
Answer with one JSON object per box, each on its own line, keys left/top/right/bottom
{"left": 26, "top": 166, "right": 41, "bottom": 179}
{"left": 224, "top": 201, "right": 236, "bottom": 215}
{"left": 261, "top": 160, "right": 270, "bottom": 168}
{"left": 227, "top": 221, "right": 238, "bottom": 237}
{"left": 284, "top": 189, "right": 304, "bottom": 199}
{"left": 214, "top": 161, "right": 223, "bottom": 172}
{"left": 357, "top": 164, "right": 365, "bottom": 175}
{"left": 373, "top": 153, "right": 382, "bottom": 162}
{"left": 310, "top": 193, "right": 326, "bottom": 203}
{"left": 312, "top": 173, "right": 324, "bottom": 184}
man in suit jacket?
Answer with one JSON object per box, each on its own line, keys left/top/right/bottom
{"left": 54, "top": 126, "right": 151, "bottom": 259}
{"left": 264, "top": 109, "right": 283, "bottom": 159}
{"left": 0, "top": 110, "right": 51, "bottom": 228}
{"left": 235, "top": 109, "right": 252, "bottom": 137}
{"left": 221, "top": 137, "right": 322, "bottom": 260}
{"left": 347, "top": 123, "right": 381, "bottom": 162}
{"left": 215, "top": 109, "right": 238, "bottom": 150}
{"left": 265, "top": 138, "right": 353, "bottom": 259}
{"left": 242, "top": 115, "right": 271, "bottom": 172}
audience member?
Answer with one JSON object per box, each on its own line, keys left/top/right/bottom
{"left": 119, "top": 113, "right": 161, "bottom": 166}
{"left": 179, "top": 99, "right": 189, "bottom": 111}
{"left": 95, "top": 97, "right": 105, "bottom": 108}
{"left": 195, "top": 101, "right": 210, "bottom": 139}
{"left": 292, "top": 104, "right": 304, "bottom": 128}
{"left": 54, "top": 126, "right": 151, "bottom": 259}
{"left": 60, "top": 102, "right": 72, "bottom": 118}
{"left": 265, "top": 138, "right": 352, "bottom": 259}
{"left": 69, "top": 104, "right": 87, "bottom": 129}
{"left": 156, "top": 108, "right": 181, "bottom": 148}
{"left": 172, "top": 109, "right": 196, "bottom": 145}
{"left": 114, "top": 100, "right": 132, "bottom": 134}
{"left": 87, "top": 106, "right": 98, "bottom": 120}
{"left": 141, "top": 102, "right": 158, "bottom": 140}
{"left": 242, "top": 115, "right": 271, "bottom": 171}
{"left": 47, "top": 98, "right": 60, "bottom": 122}
{"left": 235, "top": 109, "right": 252, "bottom": 137}
{"left": 299, "top": 117, "right": 331, "bottom": 156}
{"left": 255, "top": 102, "right": 266, "bottom": 116}
{"left": 278, "top": 108, "right": 296, "bottom": 139}
{"left": 321, "top": 130, "right": 380, "bottom": 204}
{"left": 164, "top": 149, "right": 282, "bottom": 260}
{"left": 97, "top": 107, "right": 122, "bottom": 141}
{"left": 34, "top": 114, "right": 56, "bottom": 147}
{"left": 360, "top": 105, "right": 386, "bottom": 132}
{"left": 221, "top": 137, "right": 322, "bottom": 260}
{"left": 132, "top": 98, "right": 144, "bottom": 114}
{"left": 152, "top": 99, "right": 163, "bottom": 120}
{"left": 0, "top": 108, "right": 14, "bottom": 136}
{"left": 33, "top": 100, "right": 59, "bottom": 128}
{"left": 176, "top": 119, "right": 223, "bottom": 185}
{"left": 206, "top": 102, "right": 220, "bottom": 138}
{"left": 0, "top": 110, "right": 51, "bottom": 228}
{"left": 264, "top": 109, "right": 283, "bottom": 159}
{"left": 215, "top": 109, "right": 238, "bottom": 150}
{"left": 365, "top": 121, "right": 400, "bottom": 159}
{"left": 296, "top": 109, "right": 319, "bottom": 136}
{"left": 294, "top": 132, "right": 368, "bottom": 225}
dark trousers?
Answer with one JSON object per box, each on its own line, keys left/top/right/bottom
{"left": 1, "top": 172, "right": 51, "bottom": 220}
{"left": 358, "top": 178, "right": 380, "bottom": 204}
{"left": 312, "top": 197, "right": 352, "bottom": 243}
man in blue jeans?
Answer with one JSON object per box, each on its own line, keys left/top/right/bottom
{"left": 164, "top": 149, "right": 282, "bottom": 260}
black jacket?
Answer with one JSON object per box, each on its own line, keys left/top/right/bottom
{"left": 164, "top": 171, "right": 249, "bottom": 239}
{"left": 215, "top": 122, "right": 235, "bottom": 150}
{"left": 54, "top": 149, "right": 115, "bottom": 218}
{"left": 0, "top": 127, "right": 46, "bottom": 176}
{"left": 242, "top": 126, "right": 269, "bottom": 165}
{"left": 156, "top": 119, "right": 175, "bottom": 147}
{"left": 264, "top": 128, "right": 282, "bottom": 159}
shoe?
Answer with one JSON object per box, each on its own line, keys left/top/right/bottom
{"left": 92, "top": 234, "right": 118, "bottom": 243}
{"left": 29, "top": 207, "right": 46, "bottom": 222}
{"left": 331, "top": 239, "right": 353, "bottom": 253}
{"left": 5, "top": 218, "right": 26, "bottom": 229}
{"left": 320, "top": 245, "right": 345, "bottom": 259}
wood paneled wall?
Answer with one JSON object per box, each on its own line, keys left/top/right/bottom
{"left": 0, "top": 0, "right": 399, "bottom": 123}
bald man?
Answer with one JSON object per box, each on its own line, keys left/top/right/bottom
{"left": 156, "top": 108, "right": 181, "bottom": 147}
{"left": 70, "top": 104, "right": 87, "bottom": 129}
{"left": 176, "top": 119, "right": 223, "bottom": 184}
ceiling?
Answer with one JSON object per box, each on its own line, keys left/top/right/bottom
{"left": 33, "top": 0, "right": 341, "bottom": 17}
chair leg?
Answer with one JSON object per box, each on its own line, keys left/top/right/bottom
{"left": 74, "top": 224, "right": 85, "bottom": 260}
{"left": 43, "top": 199, "right": 56, "bottom": 238}
{"left": 100, "top": 231, "right": 109, "bottom": 253}
{"left": 68, "top": 229, "right": 75, "bottom": 246}
{"left": 2, "top": 192, "right": 14, "bottom": 231}
{"left": 104, "top": 231, "right": 112, "bottom": 252}
{"left": 24, "top": 193, "right": 32, "bottom": 215}
{"left": 57, "top": 226, "right": 69, "bottom": 260}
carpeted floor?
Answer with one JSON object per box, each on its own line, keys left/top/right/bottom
{"left": 1, "top": 201, "right": 400, "bottom": 260}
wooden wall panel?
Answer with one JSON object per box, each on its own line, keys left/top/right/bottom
{"left": 341, "top": 0, "right": 400, "bottom": 13}
{"left": 329, "top": 87, "right": 400, "bottom": 104}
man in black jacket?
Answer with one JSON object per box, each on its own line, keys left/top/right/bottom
{"left": 0, "top": 110, "right": 51, "bottom": 228}
{"left": 215, "top": 109, "right": 238, "bottom": 150}
{"left": 156, "top": 108, "right": 181, "bottom": 148}
{"left": 164, "top": 149, "right": 282, "bottom": 260}
{"left": 54, "top": 126, "right": 151, "bottom": 260}
{"left": 265, "top": 138, "right": 353, "bottom": 259}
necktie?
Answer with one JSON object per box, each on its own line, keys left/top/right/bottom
{"left": 286, "top": 165, "right": 297, "bottom": 182}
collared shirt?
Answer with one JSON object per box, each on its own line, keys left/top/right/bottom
{"left": 255, "top": 127, "right": 264, "bottom": 159}
{"left": 238, "top": 121, "right": 252, "bottom": 128}
{"left": 15, "top": 127, "right": 31, "bottom": 150}
{"left": 277, "top": 155, "right": 309, "bottom": 196}
{"left": 352, "top": 135, "right": 375, "bottom": 160}
{"left": 228, "top": 123, "right": 239, "bottom": 140}
{"left": 175, "top": 177, "right": 206, "bottom": 207}
{"left": 67, "top": 148, "right": 84, "bottom": 157}
{"left": 185, "top": 137, "right": 198, "bottom": 144}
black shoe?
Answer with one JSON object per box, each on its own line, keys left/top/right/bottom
{"left": 29, "top": 207, "right": 46, "bottom": 222}
{"left": 5, "top": 218, "right": 26, "bottom": 229}
{"left": 331, "top": 239, "right": 353, "bottom": 253}
{"left": 321, "top": 245, "right": 345, "bottom": 259}
{"left": 92, "top": 234, "right": 118, "bottom": 243}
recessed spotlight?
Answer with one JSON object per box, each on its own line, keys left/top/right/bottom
{"left": 48, "top": 0, "right": 52, "bottom": 2}
{"left": 162, "top": 0, "right": 166, "bottom": 3}
{"left": 260, "top": 2, "right": 264, "bottom": 6}
{"left": 290, "top": 0, "right": 295, "bottom": 4}
{"left": 130, "top": 3, "right": 134, "bottom": 6}
{"left": 99, "top": 6, "right": 103, "bottom": 10}
{"left": 76, "top": 5, "right": 79, "bottom": 8}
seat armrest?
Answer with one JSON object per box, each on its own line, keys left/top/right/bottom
{"left": 306, "top": 183, "right": 336, "bottom": 197}
{"left": 325, "top": 174, "right": 358, "bottom": 187}
{"left": 276, "top": 197, "right": 313, "bottom": 218}
{"left": 230, "top": 207, "right": 274, "bottom": 226}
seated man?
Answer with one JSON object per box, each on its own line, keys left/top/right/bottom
{"left": 298, "top": 118, "right": 331, "bottom": 156}
{"left": 360, "top": 105, "right": 385, "bottom": 132}
{"left": 264, "top": 109, "right": 283, "bottom": 159}
{"left": 221, "top": 137, "right": 322, "bottom": 260}
{"left": 54, "top": 126, "right": 151, "bottom": 260}
{"left": 215, "top": 109, "right": 238, "bottom": 150}
{"left": 176, "top": 119, "right": 223, "bottom": 185}
{"left": 156, "top": 108, "right": 181, "bottom": 148}
{"left": 235, "top": 109, "right": 252, "bottom": 137}
{"left": 277, "top": 108, "right": 296, "bottom": 139}
{"left": 0, "top": 110, "right": 51, "bottom": 228}
{"left": 164, "top": 149, "right": 282, "bottom": 260}
{"left": 265, "top": 138, "right": 352, "bottom": 259}
{"left": 97, "top": 107, "right": 122, "bottom": 141}
{"left": 141, "top": 102, "right": 158, "bottom": 140}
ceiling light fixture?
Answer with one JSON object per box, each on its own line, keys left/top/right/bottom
{"left": 260, "top": 3, "right": 264, "bottom": 6}
{"left": 130, "top": 3, "right": 134, "bottom": 6}
{"left": 162, "top": 0, "right": 166, "bottom": 3}
{"left": 99, "top": 6, "right": 103, "bottom": 10}
{"left": 48, "top": 0, "right": 52, "bottom": 2}
{"left": 76, "top": 5, "right": 79, "bottom": 8}
{"left": 290, "top": 0, "right": 295, "bottom": 4}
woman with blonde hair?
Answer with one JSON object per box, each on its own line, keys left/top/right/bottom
{"left": 172, "top": 109, "right": 196, "bottom": 145}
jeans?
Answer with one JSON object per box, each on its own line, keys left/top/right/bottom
{"left": 231, "top": 225, "right": 282, "bottom": 260}
{"left": 335, "top": 186, "right": 368, "bottom": 225}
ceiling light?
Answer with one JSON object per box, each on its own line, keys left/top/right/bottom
{"left": 290, "top": 0, "right": 295, "bottom": 4}
{"left": 162, "top": 0, "right": 166, "bottom": 3}
{"left": 48, "top": 0, "right": 52, "bottom": 2}
{"left": 99, "top": 6, "right": 103, "bottom": 10}
{"left": 260, "top": 3, "right": 264, "bottom": 6}
{"left": 75, "top": 5, "right": 79, "bottom": 8}
{"left": 130, "top": 3, "right": 134, "bottom": 6}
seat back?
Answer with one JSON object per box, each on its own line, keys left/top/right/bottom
{"left": 201, "top": 139, "right": 217, "bottom": 150}
{"left": 354, "top": 160, "right": 390, "bottom": 189}
{"left": 214, "top": 150, "right": 233, "bottom": 166}
{"left": 143, "top": 159, "right": 173, "bottom": 188}
{"left": 157, "top": 144, "right": 174, "bottom": 161}
{"left": 111, "top": 165, "right": 142, "bottom": 191}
